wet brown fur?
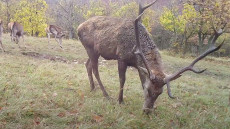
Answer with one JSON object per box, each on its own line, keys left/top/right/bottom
{"left": 77, "top": 16, "right": 165, "bottom": 112}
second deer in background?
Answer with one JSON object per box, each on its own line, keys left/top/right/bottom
{"left": 8, "top": 22, "right": 26, "bottom": 48}
{"left": 46, "top": 25, "right": 66, "bottom": 48}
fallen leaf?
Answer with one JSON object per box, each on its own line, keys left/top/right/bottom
{"left": 57, "top": 112, "right": 66, "bottom": 117}
{"left": 172, "top": 102, "right": 183, "bottom": 108}
{"left": 68, "top": 82, "right": 73, "bottom": 85}
{"left": 34, "top": 117, "right": 41, "bottom": 125}
{"left": 75, "top": 125, "right": 79, "bottom": 129}
{"left": 53, "top": 92, "right": 58, "bottom": 97}
{"left": 78, "top": 90, "right": 84, "bottom": 100}
{"left": 69, "top": 110, "right": 78, "bottom": 115}
{"left": 93, "top": 114, "right": 103, "bottom": 123}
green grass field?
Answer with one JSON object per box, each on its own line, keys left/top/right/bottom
{"left": 0, "top": 34, "right": 229, "bottom": 129}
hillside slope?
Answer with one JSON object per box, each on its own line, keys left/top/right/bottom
{"left": 0, "top": 34, "right": 229, "bottom": 128}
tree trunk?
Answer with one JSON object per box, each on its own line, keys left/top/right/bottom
{"left": 183, "top": 38, "right": 189, "bottom": 54}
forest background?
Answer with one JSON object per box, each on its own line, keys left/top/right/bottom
{"left": 0, "top": 0, "right": 230, "bottom": 57}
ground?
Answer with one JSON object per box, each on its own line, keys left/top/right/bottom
{"left": 0, "top": 34, "right": 229, "bottom": 129}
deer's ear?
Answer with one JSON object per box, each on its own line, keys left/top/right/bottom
{"left": 139, "top": 67, "right": 148, "bottom": 75}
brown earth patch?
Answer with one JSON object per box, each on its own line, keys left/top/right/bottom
{"left": 22, "top": 51, "right": 71, "bottom": 63}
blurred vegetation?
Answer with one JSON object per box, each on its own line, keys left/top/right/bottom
{"left": 0, "top": 0, "right": 229, "bottom": 57}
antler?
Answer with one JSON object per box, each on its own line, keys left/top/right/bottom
{"left": 164, "top": 38, "right": 225, "bottom": 99}
{"left": 133, "top": 1, "right": 158, "bottom": 81}
{"left": 139, "top": 0, "right": 157, "bottom": 15}
{"left": 164, "top": 17, "right": 226, "bottom": 99}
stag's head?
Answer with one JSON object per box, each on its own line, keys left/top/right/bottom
{"left": 134, "top": 0, "right": 224, "bottom": 114}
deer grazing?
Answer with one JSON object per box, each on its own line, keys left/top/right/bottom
{"left": 0, "top": 20, "right": 5, "bottom": 52}
{"left": 8, "top": 22, "right": 26, "bottom": 48}
{"left": 77, "top": 0, "right": 224, "bottom": 114}
{"left": 45, "top": 25, "right": 65, "bottom": 48}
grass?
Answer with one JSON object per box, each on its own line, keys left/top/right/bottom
{"left": 0, "top": 34, "right": 229, "bottom": 129}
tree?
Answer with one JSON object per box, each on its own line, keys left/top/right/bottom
{"left": 190, "top": 0, "right": 230, "bottom": 53}
{"left": 0, "top": 0, "right": 18, "bottom": 31}
{"left": 113, "top": 2, "right": 155, "bottom": 32}
{"left": 160, "top": 0, "right": 230, "bottom": 55}
{"left": 160, "top": 3, "right": 198, "bottom": 53}
{"left": 13, "top": 0, "right": 47, "bottom": 37}
{"left": 83, "top": 0, "right": 107, "bottom": 19}
{"left": 50, "top": 0, "right": 84, "bottom": 39}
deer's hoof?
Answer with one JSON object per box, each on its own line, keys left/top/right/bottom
{"left": 105, "top": 95, "right": 111, "bottom": 100}
{"left": 118, "top": 99, "right": 124, "bottom": 104}
{"left": 143, "top": 108, "right": 154, "bottom": 115}
{"left": 90, "top": 87, "right": 96, "bottom": 92}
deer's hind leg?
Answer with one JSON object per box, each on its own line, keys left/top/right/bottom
{"left": 0, "top": 40, "right": 4, "bottom": 52}
{"left": 118, "top": 60, "right": 127, "bottom": 104}
{"left": 85, "top": 58, "right": 95, "bottom": 91}
{"left": 86, "top": 50, "right": 109, "bottom": 99}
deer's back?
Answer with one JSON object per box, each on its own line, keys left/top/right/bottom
{"left": 49, "top": 25, "right": 63, "bottom": 34}
{"left": 78, "top": 16, "right": 137, "bottom": 60}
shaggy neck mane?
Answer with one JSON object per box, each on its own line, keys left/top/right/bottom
{"left": 138, "top": 23, "right": 165, "bottom": 78}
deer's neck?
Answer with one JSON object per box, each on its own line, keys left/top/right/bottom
{"left": 138, "top": 24, "right": 165, "bottom": 78}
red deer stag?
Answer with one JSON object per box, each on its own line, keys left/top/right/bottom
{"left": 45, "top": 25, "right": 65, "bottom": 48}
{"left": 8, "top": 22, "right": 25, "bottom": 48}
{"left": 77, "top": 1, "right": 224, "bottom": 113}
{"left": 0, "top": 20, "right": 5, "bottom": 52}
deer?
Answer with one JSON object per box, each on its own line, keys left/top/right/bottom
{"left": 8, "top": 22, "right": 26, "bottom": 48}
{"left": 45, "top": 25, "right": 66, "bottom": 48}
{"left": 8, "top": 22, "right": 14, "bottom": 42}
{"left": 0, "top": 20, "right": 5, "bottom": 52}
{"left": 77, "top": 0, "right": 224, "bottom": 114}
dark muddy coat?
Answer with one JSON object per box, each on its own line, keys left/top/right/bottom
{"left": 78, "top": 16, "right": 166, "bottom": 113}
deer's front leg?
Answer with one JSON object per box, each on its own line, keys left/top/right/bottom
{"left": 47, "top": 33, "right": 51, "bottom": 44}
{"left": 0, "top": 40, "right": 4, "bottom": 52}
{"left": 58, "top": 37, "right": 63, "bottom": 48}
{"left": 118, "top": 61, "right": 127, "bottom": 104}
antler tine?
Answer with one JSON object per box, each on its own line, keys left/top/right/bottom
{"left": 139, "top": 0, "right": 158, "bottom": 15}
{"left": 166, "top": 81, "right": 175, "bottom": 99}
{"left": 133, "top": 1, "right": 157, "bottom": 81}
{"left": 164, "top": 41, "right": 224, "bottom": 99}
{"left": 190, "top": 40, "right": 224, "bottom": 67}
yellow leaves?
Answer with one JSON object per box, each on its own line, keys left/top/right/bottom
{"left": 160, "top": 4, "right": 197, "bottom": 34}
{"left": 160, "top": 8, "right": 177, "bottom": 32}
{"left": 83, "top": 0, "right": 106, "bottom": 19}
{"left": 182, "top": 3, "right": 197, "bottom": 20}
{"left": 13, "top": 0, "right": 47, "bottom": 37}
{"left": 113, "top": 2, "right": 137, "bottom": 18}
